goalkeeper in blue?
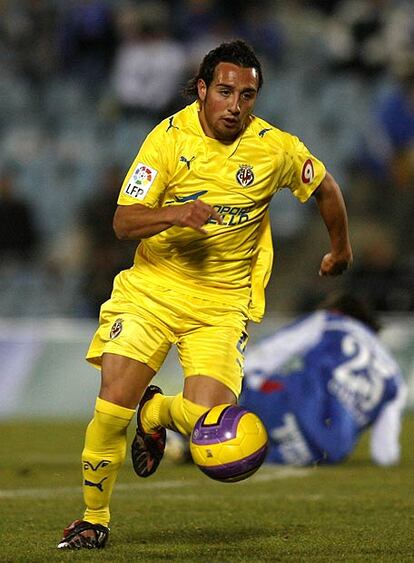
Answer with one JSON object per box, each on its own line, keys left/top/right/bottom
{"left": 241, "top": 292, "right": 407, "bottom": 466}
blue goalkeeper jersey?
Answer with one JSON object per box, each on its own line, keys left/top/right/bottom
{"left": 241, "top": 311, "right": 404, "bottom": 465}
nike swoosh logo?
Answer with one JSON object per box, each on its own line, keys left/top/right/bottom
{"left": 175, "top": 190, "right": 208, "bottom": 203}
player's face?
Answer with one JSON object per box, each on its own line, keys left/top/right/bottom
{"left": 197, "top": 62, "right": 259, "bottom": 143}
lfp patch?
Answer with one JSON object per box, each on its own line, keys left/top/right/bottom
{"left": 124, "top": 163, "right": 158, "bottom": 200}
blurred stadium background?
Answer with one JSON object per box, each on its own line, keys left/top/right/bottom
{"left": 0, "top": 0, "right": 413, "bottom": 419}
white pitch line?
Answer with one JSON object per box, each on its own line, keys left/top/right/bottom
{"left": 248, "top": 467, "right": 312, "bottom": 482}
{"left": 0, "top": 480, "right": 187, "bottom": 499}
{"left": 0, "top": 467, "right": 313, "bottom": 500}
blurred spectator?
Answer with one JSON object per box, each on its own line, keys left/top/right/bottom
{"left": 323, "top": 0, "right": 394, "bottom": 79}
{"left": 344, "top": 225, "right": 414, "bottom": 312}
{"left": 376, "top": 60, "right": 414, "bottom": 192}
{"left": 176, "top": 0, "right": 219, "bottom": 41}
{"left": 356, "top": 56, "right": 414, "bottom": 247}
{"left": 58, "top": 0, "right": 117, "bottom": 94}
{"left": 44, "top": 164, "right": 135, "bottom": 317}
{"left": 236, "top": 3, "right": 285, "bottom": 69}
{"left": 110, "top": 2, "right": 186, "bottom": 121}
{"left": 295, "top": 217, "right": 414, "bottom": 314}
{"left": 0, "top": 170, "right": 39, "bottom": 263}
{"left": 165, "top": 0, "right": 239, "bottom": 90}
{"left": 79, "top": 164, "right": 136, "bottom": 316}
{"left": 382, "top": 0, "right": 414, "bottom": 72}
{"left": 0, "top": 1, "right": 58, "bottom": 92}
{"left": 306, "top": 0, "right": 343, "bottom": 15}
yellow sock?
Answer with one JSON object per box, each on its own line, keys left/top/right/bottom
{"left": 170, "top": 393, "right": 209, "bottom": 435}
{"left": 139, "top": 393, "right": 174, "bottom": 433}
{"left": 82, "top": 397, "right": 135, "bottom": 527}
{"left": 140, "top": 392, "right": 208, "bottom": 436}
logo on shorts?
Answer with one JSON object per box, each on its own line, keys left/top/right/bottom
{"left": 236, "top": 164, "right": 254, "bottom": 187}
{"left": 110, "top": 319, "right": 123, "bottom": 339}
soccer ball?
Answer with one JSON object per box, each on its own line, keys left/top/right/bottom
{"left": 190, "top": 404, "right": 268, "bottom": 483}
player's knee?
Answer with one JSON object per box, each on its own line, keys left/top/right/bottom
{"left": 170, "top": 394, "right": 209, "bottom": 436}
{"left": 183, "top": 375, "right": 237, "bottom": 407}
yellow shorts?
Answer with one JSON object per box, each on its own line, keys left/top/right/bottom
{"left": 86, "top": 271, "right": 249, "bottom": 397}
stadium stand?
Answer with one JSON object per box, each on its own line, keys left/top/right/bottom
{"left": 0, "top": 0, "right": 413, "bottom": 316}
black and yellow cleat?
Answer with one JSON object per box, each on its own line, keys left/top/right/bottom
{"left": 57, "top": 519, "right": 109, "bottom": 549}
{"left": 131, "top": 385, "right": 166, "bottom": 477}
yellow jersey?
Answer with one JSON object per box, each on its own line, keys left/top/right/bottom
{"left": 117, "top": 101, "right": 326, "bottom": 321}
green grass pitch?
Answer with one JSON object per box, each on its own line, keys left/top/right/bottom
{"left": 0, "top": 415, "right": 413, "bottom": 562}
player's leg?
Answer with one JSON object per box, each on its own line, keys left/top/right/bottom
{"left": 82, "top": 354, "right": 155, "bottom": 523}
{"left": 140, "top": 323, "right": 247, "bottom": 437}
{"left": 58, "top": 354, "right": 154, "bottom": 549}
{"left": 143, "top": 377, "right": 237, "bottom": 465}
{"left": 59, "top": 290, "right": 173, "bottom": 548}
{"left": 183, "top": 374, "right": 236, "bottom": 405}
{"left": 132, "top": 290, "right": 248, "bottom": 473}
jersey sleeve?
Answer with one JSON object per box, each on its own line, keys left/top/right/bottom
{"left": 281, "top": 133, "right": 326, "bottom": 203}
{"left": 248, "top": 210, "right": 274, "bottom": 322}
{"left": 117, "top": 124, "right": 172, "bottom": 208}
{"left": 370, "top": 381, "right": 407, "bottom": 466}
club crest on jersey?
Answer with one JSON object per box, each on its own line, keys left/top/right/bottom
{"left": 236, "top": 164, "right": 254, "bottom": 187}
{"left": 110, "top": 319, "right": 123, "bottom": 339}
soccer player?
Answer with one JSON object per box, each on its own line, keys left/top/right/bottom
{"left": 241, "top": 292, "right": 407, "bottom": 466}
{"left": 58, "top": 40, "right": 352, "bottom": 549}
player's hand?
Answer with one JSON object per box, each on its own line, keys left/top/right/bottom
{"left": 318, "top": 250, "right": 353, "bottom": 276}
{"left": 170, "top": 200, "right": 223, "bottom": 234}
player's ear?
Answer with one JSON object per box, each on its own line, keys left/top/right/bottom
{"left": 197, "top": 79, "right": 207, "bottom": 102}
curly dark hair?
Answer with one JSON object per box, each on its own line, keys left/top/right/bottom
{"left": 182, "top": 39, "right": 263, "bottom": 99}
{"left": 317, "top": 290, "right": 381, "bottom": 333}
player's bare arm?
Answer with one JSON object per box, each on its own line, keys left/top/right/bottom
{"left": 313, "top": 171, "right": 353, "bottom": 276}
{"left": 113, "top": 200, "right": 223, "bottom": 240}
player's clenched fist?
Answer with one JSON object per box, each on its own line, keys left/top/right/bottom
{"left": 319, "top": 250, "right": 353, "bottom": 276}
{"left": 169, "top": 200, "right": 223, "bottom": 234}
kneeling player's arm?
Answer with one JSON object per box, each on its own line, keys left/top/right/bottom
{"left": 113, "top": 200, "right": 223, "bottom": 240}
